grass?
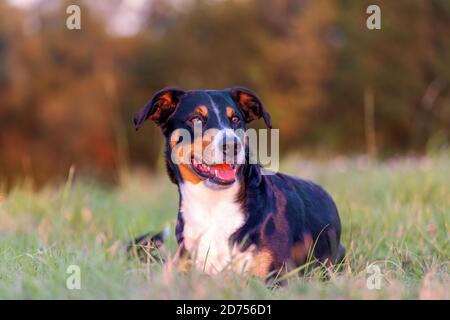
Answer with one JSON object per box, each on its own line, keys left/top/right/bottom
{"left": 0, "top": 153, "right": 448, "bottom": 299}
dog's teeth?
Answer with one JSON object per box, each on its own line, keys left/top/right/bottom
{"left": 214, "top": 170, "right": 218, "bottom": 176}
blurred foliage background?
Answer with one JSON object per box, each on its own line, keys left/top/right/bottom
{"left": 0, "top": 0, "right": 449, "bottom": 188}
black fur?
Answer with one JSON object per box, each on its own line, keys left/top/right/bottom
{"left": 131, "top": 87, "right": 345, "bottom": 276}
{"left": 233, "top": 163, "right": 344, "bottom": 269}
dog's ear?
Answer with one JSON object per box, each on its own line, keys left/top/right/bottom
{"left": 229, "top": 87, "right": 272, "bottom": 129}
{"left": 134, "top": 87, "right": 185, "bottom": 130}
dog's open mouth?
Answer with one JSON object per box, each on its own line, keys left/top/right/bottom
{"left": 191, "top": 158, "right": 237, "bottom": 185}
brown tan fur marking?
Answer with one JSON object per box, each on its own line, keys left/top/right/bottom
{"left": 238, "top": 93, "right": 259, "bottom": 120}
{"left": 251, "top": 249, "right": 274, "bottom": 278}
{"left": 291, "top": 232, "right": 313, "bottom": 265}
{"left": 179, "top": 164, "right": 201, "bottom": 184}
{"left": 149, "top": 92, "right": 174, "bottom": 121}
{"left": 226, "top": 107, "right": 235, "bottom": 118}
{"left": 196, "top": 105, "right": 208, "bottom": 118}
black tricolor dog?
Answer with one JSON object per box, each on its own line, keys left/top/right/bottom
{"left": 132, "top": 87, "right": 345, "bottom": 277}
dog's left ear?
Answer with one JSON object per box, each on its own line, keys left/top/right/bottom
{"left": 134, "top": 87, "right": 186, "bottom": 130}
{"left": 229, "top": 87, "right": 272, "bottom": 129}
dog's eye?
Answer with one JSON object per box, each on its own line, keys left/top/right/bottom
{"left": 231, "top": 115, "right": 240, "bottom": 124}
{"left": 190, "top": 116, "right": 203, "bottom": 125}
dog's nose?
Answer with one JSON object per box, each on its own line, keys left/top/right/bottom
{"left": 221, "top": 135, "right": 242, "bottom": 159}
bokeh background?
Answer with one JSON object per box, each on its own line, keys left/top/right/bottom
{"left": 1, "top": 0, "right": 449, "bottom": 188}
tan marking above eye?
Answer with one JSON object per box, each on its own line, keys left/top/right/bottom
{"left": 226, "top": 107, "right": 235, "bottom": 118}
{"left": 196, "top": 106, "right": 208, "bottom": 117}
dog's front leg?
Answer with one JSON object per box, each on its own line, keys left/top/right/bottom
{"left": 128, "top": 212, "right": 191, "bottom": 269}
{"left": 127, "top": 230, "right": 167, "bottom": 263}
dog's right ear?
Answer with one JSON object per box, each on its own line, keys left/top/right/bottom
{"left": 134, "top": 87, "right": 185, "bottom": 130}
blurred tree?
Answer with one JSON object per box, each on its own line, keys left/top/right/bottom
{"left": 0, "top": 0, "right": 119, "bottom": 187}
{"left": 0, "top": 0, "right": 449, "bottom": 187}
{"left": 329, "top": 0, "right": 450, "bottom": 154}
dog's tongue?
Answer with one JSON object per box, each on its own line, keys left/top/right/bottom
{"left": 211, "top": 164, "right": 235, "bottom": 181}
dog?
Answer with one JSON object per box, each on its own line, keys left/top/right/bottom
{"left": 132, "top": 86, "right": 345, "bottom": 278}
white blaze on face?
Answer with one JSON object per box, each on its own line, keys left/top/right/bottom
{"left": 207, "top": 94, "right": 226, "bottom": 129}
{"left": 204, "top": 93, "right": 244, "bottom": 165}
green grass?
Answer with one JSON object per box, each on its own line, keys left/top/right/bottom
{"left": 0, "top": 153, "right": 448, "bottom": 299}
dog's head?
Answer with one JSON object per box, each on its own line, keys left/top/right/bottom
{"left": 134, "top": 87, "right": 271, "bottom": 188}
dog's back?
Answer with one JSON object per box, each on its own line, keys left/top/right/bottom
{"left": 230, "top": 166, "right": 344, "bottom": 274}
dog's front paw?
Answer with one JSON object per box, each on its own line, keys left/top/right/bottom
{"left": 127, "top": 231, "right": 166, "bottom": 263}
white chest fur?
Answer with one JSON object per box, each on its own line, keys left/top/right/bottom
{"left": 180, "top": 181, "right": 253, "bottom": 275}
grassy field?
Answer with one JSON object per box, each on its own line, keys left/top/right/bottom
{"left": 0, "top": 153, "right": 448, "bottom": 299}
